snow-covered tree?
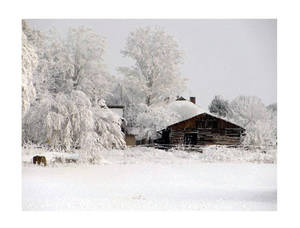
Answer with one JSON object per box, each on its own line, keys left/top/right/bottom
{"left": 65, "top": 26, "right": 114, "bottom": 103}
{"left": 22, "top": 32, "right": 38, "bottom": 116}
{"left": 209, "top": 95, "right": 230, "bottom": 117}
{"left": 22, "top": 20, "right": 49, "bottom": 98}
{"left": 23, "top": 23, "right": 114, "bottom": 101}
{"left": 92, "top": 100, "right": 125, "bottom": 149}
{"left": 228, "top": 96, "right": 276, "bottom": 147}
{"left": 118, "top": 27, "right": 186, "bottom": 139}
{"left": 22, "top": 22, "right": 125, "bottom": 162}
{"left": 22, "top": 92, "right": 125, "bottom": 162}
{"left": 134, "top": 103, "right": 179, "bottom": 140}
{"left": 32, "top": 26, "right": 114, "bottom": 101}
{"left": 267, "top": 103, "right": 277, "bottom": 142}
{"left": 119, "top": 26, "right": 186, "bottom": 106}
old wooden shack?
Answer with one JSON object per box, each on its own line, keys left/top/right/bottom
{"left": 156, "top": 97, "right": 245, "bottom": 146}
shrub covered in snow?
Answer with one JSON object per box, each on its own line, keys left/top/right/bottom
{"left": 22, "top": 92, "right": 125, "bottom": 162}
{"left": 134, "top": 103, "right": 180, "bottom": 140}
{"left": 228, "top": 96, "right": 276, "bottom": 147}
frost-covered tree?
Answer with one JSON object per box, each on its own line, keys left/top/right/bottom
{"left": 119, "top": 26, "right": 186, "bottom": 106}
{"left": 118, "top": 27, "right": 186, "bottom": 139}
{"left": 23, "top": 92, "right": 125, "bottom": 162}
{"left": 267, "top": 103, "right": 277, "bottom": 142}
{"left": 228, "top": 96, "right": 276, "bottom": 147}
{"left": 134, "top": 103, "right": 179, "bottom": 140}
{"left": 22, "top": 22, "right": 125, "bottom": 162}
{"left": 65, "top": 26, "right": 114, "bottom": 103}
{"left": 22, "top": 31, "right": 38, "bottom": 116}
{"left": 23, "top": 23, "right": 114, "bottom": 102}
{"left": 22, "top": 20, "right": 49, "bottom": 98}
{"left": 209, "top": 95, "right": 230, "bottom": 117}
{"left": 32, "top": 26, "right": 114, "bottom": 102}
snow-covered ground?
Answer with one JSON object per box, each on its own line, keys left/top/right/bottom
{"left": 22, "top": 145, "right": 276, "bottom": 165}
{"left": 22, "top": 146, "right": 276, "bottom": 210}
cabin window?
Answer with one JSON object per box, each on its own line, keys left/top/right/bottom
{"left": 184, "top": 133, "right": 197, "bottom": 145}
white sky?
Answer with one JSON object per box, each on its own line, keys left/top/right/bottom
{"left": 27, "top": 19, "right": 276, "bottom": 109}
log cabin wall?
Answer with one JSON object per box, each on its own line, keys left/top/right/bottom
{"left": 168, "top": 113, "right": 244, "bottom": 145}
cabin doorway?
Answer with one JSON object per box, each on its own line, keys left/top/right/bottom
{"left": 184, "top": 133, "right": 197, "bottom": 145}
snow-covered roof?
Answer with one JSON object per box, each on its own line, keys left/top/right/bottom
{"left": 167, "top": 100, "right": 207, "bottom": 122}
{"left": 165, "top": 100, "right": 243, "bottom": 129}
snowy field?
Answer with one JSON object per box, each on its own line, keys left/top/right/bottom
{"left": 22, "top": 146, "right": 276, "bottom": 210}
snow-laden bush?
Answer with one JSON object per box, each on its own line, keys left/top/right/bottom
{"left": 92, "top": 102, "right": 125, "bottom": 149}
{"left": 229, "top": 96, "right": 276, "bottom": 147}
{"left": 134, "top": 103, "right": 180, "bottom": 140}
{"left": 22, "top": 91, "right": 125, "bottom": 162}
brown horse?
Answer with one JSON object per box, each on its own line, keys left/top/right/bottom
{"left": 32, "top": 155, "right": 47, "bottom": 166}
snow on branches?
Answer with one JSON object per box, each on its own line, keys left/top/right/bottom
{"left": 22, "top": 21, "right": 277, "bottom": 158}
{"left": 22, "top": 32, "right": 38, "bottom": 116}
{"left": 209, "top": 95, "right": 230, "bottom": 118}
{"left": 134, "top": 103, "right": 179, "bottom": 140}
{"left": 23, "top": 92, "right": 125, "bottom": 162}
{"left": 228, "top": 96, "right": 276, "bottom": 147}
{"left": 117, "top": 27, "right": 187, "bottom": 139}
{"left": 119, "top": 26, "right": 186, "bottom": 106}
{"left": 22, "top": 23, "right": 125, "bottom": 162}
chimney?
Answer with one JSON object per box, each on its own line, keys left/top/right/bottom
{"left": 190, "top": 97, "right": 196, "bottom": 104}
